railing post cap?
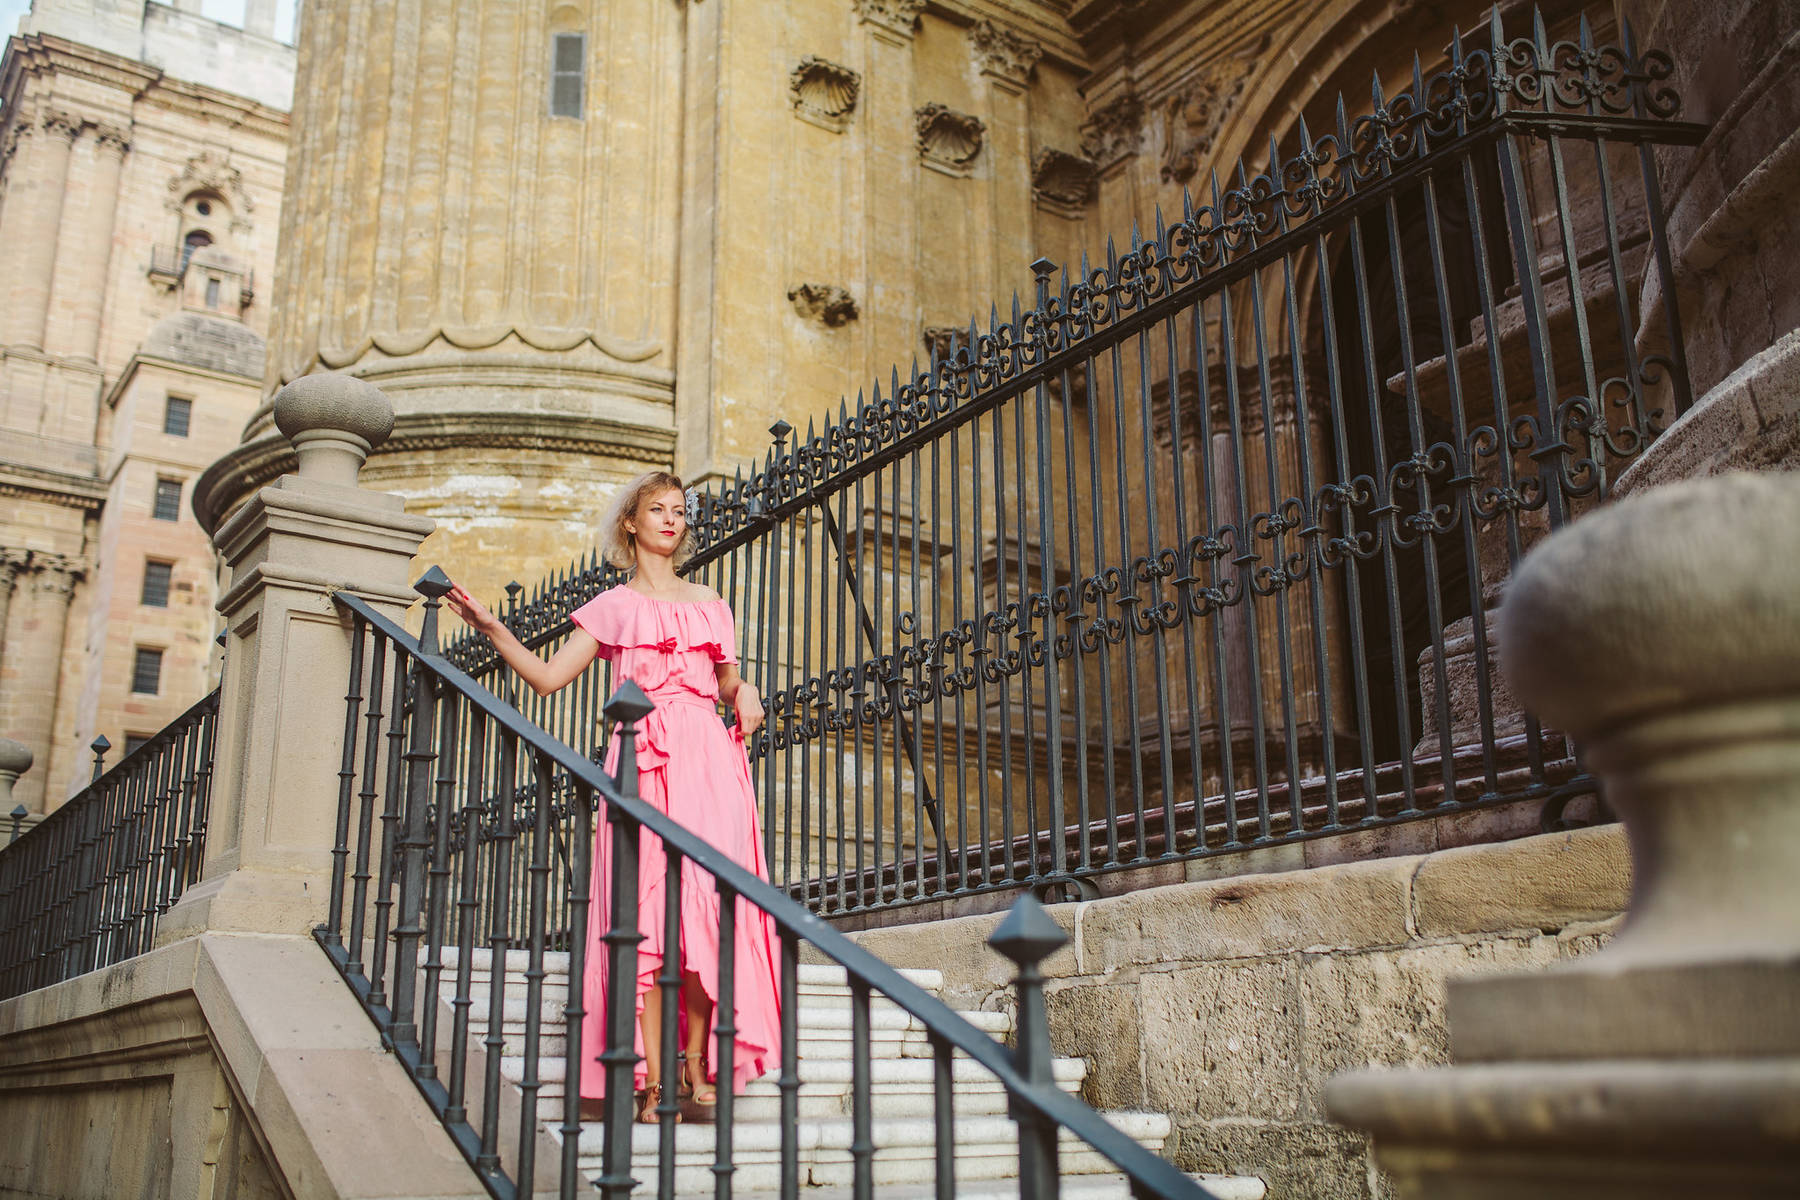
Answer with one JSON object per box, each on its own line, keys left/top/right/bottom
{"left": 272, "top": 372, "right": 395, "bottom": 449}
{"left": 0, "top": 737, "right": 31, "bottom": 775}
{"left": 89, "top": 734, "right": 110, "bottom": 755}
{"left": 414, "top": 565, "right": 454, "bottom": 600}
{"left": 989, "top": 894, "right": 1069, "bottom": 968}
{"left": 1499, "top": 471, "right": 1800, "bottom": 738}
{"left": 603, "top": 679, "right": 656, "bottom": 724}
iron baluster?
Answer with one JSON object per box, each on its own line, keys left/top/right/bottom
{"left": 596, "top": 681, "right": 653, "bottom": 1199}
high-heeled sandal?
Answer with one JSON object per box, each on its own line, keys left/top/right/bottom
{"left": 678, "top": 1054, "right": 718, "bottom": 1123}
{"left": 635, "top": 1081, "right": 678, "bottom": 1124}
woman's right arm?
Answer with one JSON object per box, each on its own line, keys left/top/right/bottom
{"left": 446, "top": 584, "right": 600, "bottom": 697}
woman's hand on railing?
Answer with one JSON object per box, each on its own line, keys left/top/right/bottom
{"left": 446, "top": 584, "right": 502, "bottom": 637}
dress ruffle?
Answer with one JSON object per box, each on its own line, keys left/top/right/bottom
{"left": 570, "top": 588, "right": 738, "bottom": 664}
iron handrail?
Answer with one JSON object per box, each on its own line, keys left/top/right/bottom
{"left": 333, "top": 586, "right": 1218, "bottom": 1199}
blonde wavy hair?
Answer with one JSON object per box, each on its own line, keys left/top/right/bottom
{"left": 600, "top": 470, "right": 692, "bottom": 569}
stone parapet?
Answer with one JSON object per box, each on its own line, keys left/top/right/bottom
{"left": 833, "top": 823, "right": 1629, "bottom": 1200}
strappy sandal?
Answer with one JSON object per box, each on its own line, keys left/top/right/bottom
{"left": 678, "top": 1053, "right": 718, "bottom": 1124}
{"left": 636, "top": 1081, "right": 678, "bottom": 1124}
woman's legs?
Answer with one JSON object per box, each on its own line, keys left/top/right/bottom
{"left": 636, "top": 969, "right": 716, "bottom": 1096}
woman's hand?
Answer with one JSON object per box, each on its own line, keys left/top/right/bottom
{"left": 446, "top": 584, "right": 502, "bottom": 637}
{"left": 734, "top": 683, "right": 765, "bottom": 740}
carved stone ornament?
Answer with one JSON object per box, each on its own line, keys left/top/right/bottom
{"left": 1160, "top": 72, "right": 1249, "bottom": 184}
{"left": 788, "top": 283, "right": 859, "bottom": 328}
{"left": 853, "top": 0, "right": 925, "bottom": 38}
{"left": 970, "top": 18, "right": 1043, "bottom": 86}
{"left": 922, "top": 325, "right": 963, "bottom": 361}
{"left": 790, "top": 56, "right": 860, "bottom": 131}
{"left": 41, "top": 109, "right": 81, "bottom": 142}
{"left": 915, "top": 103, "right": 985, "bottom": 175}
{"left": 1031, "top": 148, "right": 1097, "bottom": 216}
{"left": 1080, "top": 92, "right": 1144, "bottom": 169}
{"left": 165, "top": 151, "right": 254, "bottom": 224}
{"left": 93, "top": 122, "right": 131, "bottom": 155}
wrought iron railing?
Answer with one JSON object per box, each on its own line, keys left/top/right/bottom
{"left": 0, "top": 692, "right": 219, "bottom": 1000}
{"left": 325, "top": 577, "right": 1218, "bottom": 1199}
{"left": 444, "top": 9, "right": 1703, "bottom": 917}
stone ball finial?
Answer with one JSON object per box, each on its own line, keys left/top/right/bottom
{"left": 0, "top": 737, "right": 31, "bottom": 776}
{"left": 1499, "top": 471, "right": 1800, "bottom": 739}
{"left": 272, "top": 373, "right": 396, "bottom": 488}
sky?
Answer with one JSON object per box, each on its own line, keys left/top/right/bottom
{"left": 1, "top": 0, "right": 300, "bottom": 45}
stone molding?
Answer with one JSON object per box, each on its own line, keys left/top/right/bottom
{"left": 1081, "top": 91, "right": 1145, "bottom": 170}
{"left": 853, "top": 0, "right": 925, "bottom": 38}
{"left": 282, "top": 324, "right": 664, "bottom": 384}
{"left": 1031, "top": 148, "right": 1097, "bottom": 217}
{"left": 0, "top": 474, "right": 108, "bottom": 512}
{"left": 970, "top": 18, "right": 1043, "bottom": 87}
{"left": 922, "top": 325, "right": 964, "bottom": 362}
{"left": 915, "top": 102, "right": 985, "bottom": 175}
{"left": 164, "top": 150, "right": 254, "bottom": 224}
{"left": 790, "top": 56, "right": 860, "bottom": 131}
{"left": 192, "top": 409, "right": 679, "bottom": 534}
{"left": 787, "top": 282, "right": 860, "bottom": 327}
{"left": 1160, "top": 71, "right": 1251, "bottom": 185}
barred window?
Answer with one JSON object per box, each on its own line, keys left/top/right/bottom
{"left": 164, "top": 396, "right": 192, "bottom": 437}
{"left": 205, "top": 277, "right": 221, "bottom": 308}
{"left": 141, "top": 560, "right": 173, "bottom": 608}
{"left": 153, "top": 477, "right": 182, "bottom": 521}
{"left": 550, "top": 33, "right": 585, "bottom": 118}
{"left": 131, "top": 647, "right": 163, "bottom": 695}
{"left": 123, "top": 734, "right": 150, "bottom": 757}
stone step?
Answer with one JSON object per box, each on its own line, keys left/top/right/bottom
{"left": 726, "top": 1174, "right": 1265, "bottom": 1200}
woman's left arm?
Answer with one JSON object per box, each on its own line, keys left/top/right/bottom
{"left": 717, "top": 664, "right": 764, "bottom": 738}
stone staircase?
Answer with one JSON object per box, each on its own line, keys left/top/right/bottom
{"left": 442, "top": 948, "right": 1265, "bottom": 1198}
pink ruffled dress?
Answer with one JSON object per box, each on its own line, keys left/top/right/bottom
{"left": 571, "top": 585, "right": 782, "bottom": 1099}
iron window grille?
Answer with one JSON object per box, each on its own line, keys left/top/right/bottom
{"left": 152, "top": 478, "right": 182, "bottom": 522}
{"left": 164, "top": 396, "right": 191, "bottom": 437}
{"left": 131, "top": 647, "right": 163, "bottom": 696}
{"left": 549, "top": 32, "right": 584, "bottom": 118}
{"left": 141, "top": 560, "right": 173, "bottom": 608}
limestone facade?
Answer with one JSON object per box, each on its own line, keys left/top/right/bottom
{"left": 0, "top": 3, "right": 291, "bottom": 814}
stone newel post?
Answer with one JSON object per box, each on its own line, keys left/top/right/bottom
{"left": 159, "top": 375, "right": 432, "bottom": 944}
{"left": 1326, "top": 470, "right": 1800, "bottom": 1195}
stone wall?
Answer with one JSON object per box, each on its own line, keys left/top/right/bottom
{"left": 843, "top": 823, "right": 1631, "bottom": 1200}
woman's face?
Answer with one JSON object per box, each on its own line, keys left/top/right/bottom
{"left": 629, "top": 486, "right": 687, "bottom": 557}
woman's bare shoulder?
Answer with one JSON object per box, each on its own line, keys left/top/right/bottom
{"left": 682, "top": 581, "right": 722, "bottom": 603}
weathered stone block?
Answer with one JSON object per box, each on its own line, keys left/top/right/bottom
{"left": 1140, "top": 959, "right": 1305, "bottom": 1121}
{"left": 842, "top": 902, "right": 1077, "bottom": 1010}
{"left": 1297, "top": 938, "right": 1561, "bottom": 1101}
{"left": 1081, "top": 857, "right": 1415, "bottom": 971}
{"left": 1045, "top": 979, "right": 1143, "bottom": 1108}
{"left": 1411, "top": 825, "right": 1630, "bottom": 938}
{"left": 1165, "top": 1118, "right": 1374, "bottom": 1200}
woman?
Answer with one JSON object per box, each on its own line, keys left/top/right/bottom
{"left": 447, "top": 470, "right": 781, "bottom": 1124}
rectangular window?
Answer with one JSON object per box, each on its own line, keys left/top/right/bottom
{"left": 550, "top": 33, "right": 585, "bottom": 118}
{"left": 141, "top": 560, "right": 173, "bottom": 608}
{"left": 123, "top": 734, "right": 150, "bottom": 757}
{"left": 131, "top": 647, "right": 163, "bottom": 695}
{"left": 205, "top": 277, "right": 221, "bottom": 308}
{"left": 153, "top": 477, "right": 182, "bottom": 521}
{"left": 163, "top": 396, "right": 192, "bottom": 437}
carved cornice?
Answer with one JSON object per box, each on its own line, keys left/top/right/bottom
{"left": 915, "top": 103, "right": 985, "bottom": 175}
{"left": 1080, "top": 91, "right": 1144, "bottom": 169}
{"left": 790, "top": 56, "right": 860, "bottom": 131}
{"left": 1031, "top": 148, "right": 1097, "bottom": 216}
{"left": 193, "top": 411, "right": 679, "bottom": 535}
{"left": 281, "top": 325, "right": 666, "bottom": 385}
{"left": 853, "top": 0, "right": 926, "bottom": 38}
{"left": 787, "top": 283, "right": 859, "bottom": 328}
{"left": 970, "top": 19, "right": 1043, "bottom": 87}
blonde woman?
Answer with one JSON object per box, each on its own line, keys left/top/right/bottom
{"left": 447, "top": 470, "right": 780, "bottom": 1124}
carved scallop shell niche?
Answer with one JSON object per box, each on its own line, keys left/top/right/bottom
{"left": 790, "top": 56, "right": 860, "bottom": 132}
{"left": 915, "top": 103, "right": 985, "bottom": 176}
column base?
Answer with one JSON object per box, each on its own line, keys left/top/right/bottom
{"left": 156, "top": 868, "right": 330, "bottom": 946}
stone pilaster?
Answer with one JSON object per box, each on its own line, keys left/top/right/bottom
{"left": 45, "top": 122, "right": 129, "bottom": 362}
{"left": 160, "top": 374, "right": 432, "bottom": 943}
{"left": 0, "top": 550, "right": 27, "bottom": 684}
{"left": 0, "top": 110, "right": 78, "bottom": 349}
{"left": 0, "top": 553, "right": 82, "bottom": 816}
{"left": 1327, "top": 470, "right": 1800, "bottom": 1195}
{"left": 972, "top": 19, "right": 1041, "bottom": 302}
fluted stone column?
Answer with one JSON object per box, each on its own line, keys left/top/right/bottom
{"left": 160, "top": 374, "right": 433, "bottom": 943}
{"left": 45, "top": 122, "right": 128, "bottom": 362}
{"left": 1326, "top": 470, "right": 1800, "bottom": 1196}
{"left": 0, "top": 554, "right": 82, "bottom": 817}
{"left": 0, "top": 111, "right": 78, "bottom": 349}
{"left": 194, "top": 0, "right": 680, "bottom": 605}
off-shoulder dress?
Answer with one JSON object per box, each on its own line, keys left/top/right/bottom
{"left": 570, "top": 584, "right": 782, "bottom": 1099}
